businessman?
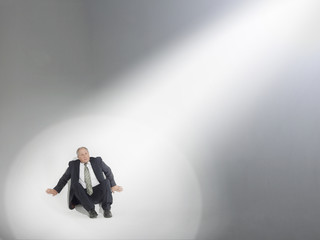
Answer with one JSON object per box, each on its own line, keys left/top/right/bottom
{"left": 46, "top": 147, "right": 123, "bottom": 218}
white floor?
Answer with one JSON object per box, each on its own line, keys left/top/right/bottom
{"left": 4, "top": 117, "right": 202, "bottom": 239}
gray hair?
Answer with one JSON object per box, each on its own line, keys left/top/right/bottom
{"left": 76, "top": 147, "right": 89, "bottom": 156}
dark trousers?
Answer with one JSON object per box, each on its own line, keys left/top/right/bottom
{"left": 72, "top": 179, "right": 113, "bottom": 212}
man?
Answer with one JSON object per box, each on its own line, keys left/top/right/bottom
{"left": 46, "top": 147, "right": 123, "bottom": 218}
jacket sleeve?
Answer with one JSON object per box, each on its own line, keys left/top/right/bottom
{"left": 53, "top": 163, "right": 71, "bottom": 193}
{"left": 99, "top": 157, "right": 116, "bottom": 187}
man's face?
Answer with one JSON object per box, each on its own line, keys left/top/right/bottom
{"left": 78, "top": 148, "right": 90, "bottom": 163}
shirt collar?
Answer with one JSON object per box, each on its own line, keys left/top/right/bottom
{"left": 80, "top": 161, "right": 91, "bottom": 166}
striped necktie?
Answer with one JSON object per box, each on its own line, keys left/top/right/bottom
{"left": 84, "top": 163, "right": 93, "bottom": 195}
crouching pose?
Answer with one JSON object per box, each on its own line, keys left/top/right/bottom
{"left": 46, "top": 147, "right": 123, "bottom": 218}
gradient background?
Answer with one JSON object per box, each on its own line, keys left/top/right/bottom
{"left": 1, "top": 0, "right": 320, "bottom": 239}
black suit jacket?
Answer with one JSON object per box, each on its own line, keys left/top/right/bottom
{"left": 53, "top": 157, "right": 116, "bottom": 209}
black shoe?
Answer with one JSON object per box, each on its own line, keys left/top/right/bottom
{"left": 89, "top": 209, "right": 98, "bottom": 218}
{"left": 103, "top": 210, "right": 112, "bottom": 218}
{"left": 69, "top": 203, "right": 76, "bottom": 210}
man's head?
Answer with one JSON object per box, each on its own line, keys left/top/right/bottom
{"left": 77, "top": 147, "right": 90, "bottom": 163}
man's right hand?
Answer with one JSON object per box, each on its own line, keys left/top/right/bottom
{"left": 46, "top": 188, "right": 58, "bottom": 196}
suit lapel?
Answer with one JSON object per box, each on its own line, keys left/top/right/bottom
{"left": 75, "top": 160, "right": 80, "bottom": 180}
{"left": 90, "top": 158, "right": 97, "bottom": 173}
{"left": 90, "top": 158, "right": 101, "bottom": 182}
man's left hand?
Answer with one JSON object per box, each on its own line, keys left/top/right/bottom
{"left": 111, "top": 185, "right": 123, "bottom": 193}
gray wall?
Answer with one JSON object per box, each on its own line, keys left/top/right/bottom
{"left": 196, "top": 60, "right": 320, "bottom": 239}
{"left": 1, "top": 0, "right": 320, "bottom": 239}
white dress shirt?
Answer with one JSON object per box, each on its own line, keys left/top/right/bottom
{"left": 79, "top": 161, "right": 100, "bottom": 189}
